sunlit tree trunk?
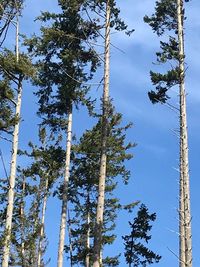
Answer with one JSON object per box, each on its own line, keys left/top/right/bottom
{"left": 93, "top": 1, "right": 111, "bottom": 266}
{"left": 177, "top": 0, "right": 192, "bottom": 266}
{"left": 2, "top": 15, "right": 23, "bottom": 267}
{"left": 57, "top": 107, "right": 73, "bottom": 267}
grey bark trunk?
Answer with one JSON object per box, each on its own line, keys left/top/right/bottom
{"left": 93, "top": 1, "right": 111, "bottom": 266}
{"left": 57, "top": 107, "right": 73, "bottom": 267}
{"left": 177, "top": 0, "right": 192, "bottom": 266}
{"left": 2, "top": 16, "right": 23, "bottom": 267}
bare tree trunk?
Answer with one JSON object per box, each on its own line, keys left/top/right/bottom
{"left": 93, "top": 1, "right": 110, "bottom": 266}
{"left": 177, "top": 0, "right": 192, "bottom": 266}
{"left": 179, "top": 140, "right": 186, "bottom": 267}
{"left": 57, "top": 107, "right": 73, "bottom": 267}
{"left": 2, "top": 16, "right": 23, "bottom": 267}
{"left": 37, "top": 177, "right": 49, "bottom": 267}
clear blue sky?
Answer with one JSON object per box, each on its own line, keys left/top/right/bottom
{"left": 1, "top": 0, "right": 200, "bottom": 266}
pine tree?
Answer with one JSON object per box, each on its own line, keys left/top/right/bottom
{"left": 122, "top": 204, "right": 161, "bottom": 267}
{"left": 144, "top": 1, "right": 192, "bottom": 266}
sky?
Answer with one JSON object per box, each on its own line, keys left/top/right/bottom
{"left": 1, "top": 0, "right": 200, "bottom": 266}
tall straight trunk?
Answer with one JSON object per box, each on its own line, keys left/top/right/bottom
{"left": 37, "top": 177, "right": 49, "bottom": 267}
{"left": 2, "top": 16, "right": 23, "bottom": 267}
{"left": 85, "top": 193, "right": 90, "bottom": 267}
{"left": 57, "top": 106, "right": 73, "bottom": 267}
{"left": 179, "top": 140, "right": 186, "bottom": 267}
{"left": 93, "top": 1, "right": 110, "bottom": 266}
{"left": 177, "top": 0, "right": 192, "bottom": 266}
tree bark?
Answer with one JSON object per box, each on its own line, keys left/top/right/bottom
{"left": 177, "top": 0, "right": 192, "bottom": 266}
{"left": 93, "top": 1, "right": 110, "bottom": 266}
{"left": 57, "top": 107, "right": 73, "bottom": 267}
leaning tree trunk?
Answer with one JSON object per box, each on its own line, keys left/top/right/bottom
{"left": 2, "top": 16, "right": 23, "bottom": 267}
{"left": 177, "top": 0, "right": 192, "bottom": 266}
{"left": 93, "top": 1, "right": 111, "bottom": 266}
{"left": 57, "top": 106, "right": 73, "bottom": 267}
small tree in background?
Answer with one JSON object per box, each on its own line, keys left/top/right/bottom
{"left": 122, "top": 204, "right": 161, "bottom": 267}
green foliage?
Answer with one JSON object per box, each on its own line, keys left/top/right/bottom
{"left": 0, "top": 79, "right": 17, "bottom": 133}
{"left": 0, "top": 49, "right": 34, "bottom": 134}
{"left": 25, "top": 0, "right": 100, "bottom": 131}
{"left": 143, "top": 0, "right": 177, "bottom": 36}
{"left": 144, "top": 0, "right": 189, "bottom": 104}
{"left": 122, "top": 204, "right": 161, "bottom": 267}
{"left": 0, "top": 49, "right": 35, "bottom": 80}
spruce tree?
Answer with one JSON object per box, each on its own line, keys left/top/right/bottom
{"left": 144, "top": 1, "right": 192, "bottom": 266}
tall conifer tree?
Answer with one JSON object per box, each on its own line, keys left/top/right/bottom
{"left": 26, "top": 1, "right": 100, "bottom": 266}
{"left": 144, "top": 1, "right": 192, "bottom": 266}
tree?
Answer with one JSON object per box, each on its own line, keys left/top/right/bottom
{"left": 89, "top": 1, "right": 133, "bottom": 265}
{"left": 1, "top": 20, "right": 34, "bottom": 267}
{"left": 64, "top": 107, "right": 135, "bottom": 266}
{"left": 26, "top": 1, "right": 100, "bottom": 266}
{"left": 122, "top": 204, "right": 161, "bottom": 267}
{"left": 144, "top": 1, "right": 192, "bottom": 266}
